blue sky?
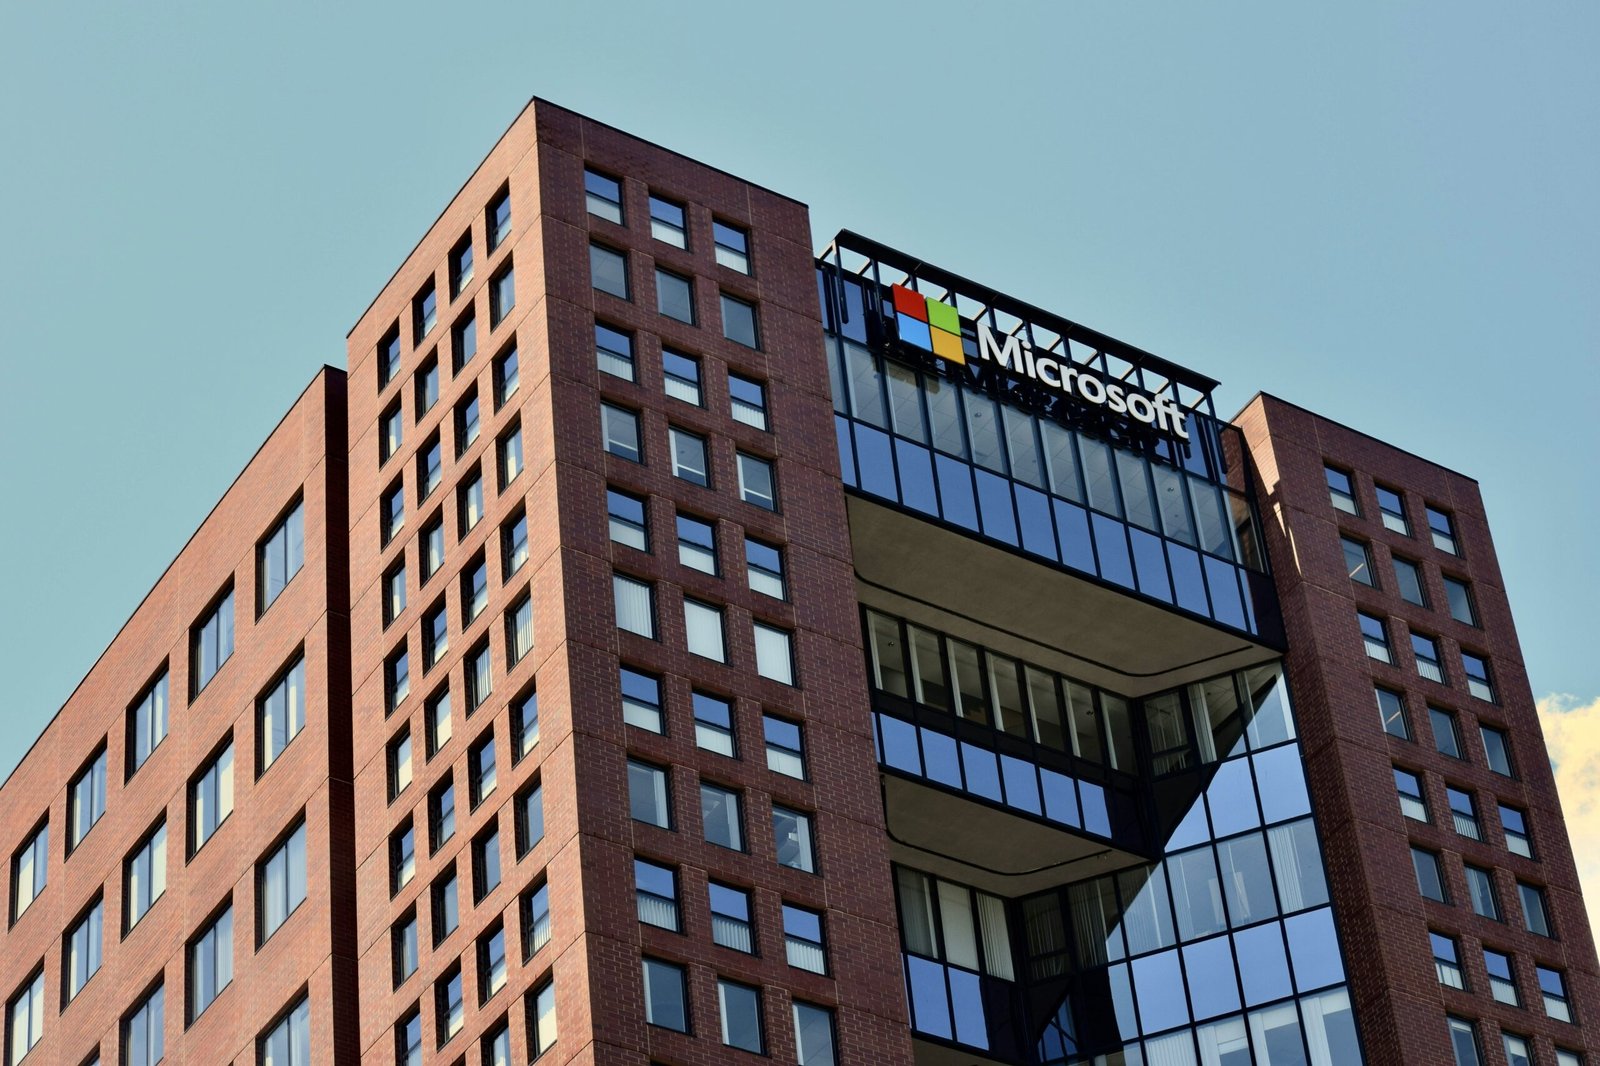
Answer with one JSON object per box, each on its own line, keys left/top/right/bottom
{"left": 1, "top": 1, "right": 1596, "bottom": 788}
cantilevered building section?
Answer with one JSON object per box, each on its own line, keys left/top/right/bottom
{"left": 1, "top": 99, "right": 1594, "bottom": 1066}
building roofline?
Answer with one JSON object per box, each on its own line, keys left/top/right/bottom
{"left": 1232, "top": 390, "right": 1480, "bottom": 484}
{"left": 346, "top": 96, "right": 807, "bottom": 340}
{"left": 0, "top": 365, "right": 347, "bottom": 795}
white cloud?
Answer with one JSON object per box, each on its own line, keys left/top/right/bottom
{"left": 1536, "top": 693, "right": 1600, "bottom": 937}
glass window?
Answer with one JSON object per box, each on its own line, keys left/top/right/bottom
{"left": 477, "top": 921, "right": 507, "bottom": 1002}
{"left": 523, "top": 880, "right": 551, "bottom": 959}
{"left": 1484, "top": 948, "right": 1518, "bottom": 1004}
{"left": 392, "top": 910, "right": 417, "bottom": 986}
{"left": 430, "top": 778, "right": 457, "bottom": 851}
{"left": 501, "top": 508, "right": 529, "bottom": 576}
{"left": 506, "top": 593, "right": 533, "bottom": 667}
{"left": 397, "top": 1006, "right": 422, "bottom": 1065}
{"left": 1556, "top": 1051, "right": 1584, "bottom": 1066}
{"left": 528, "top": 978, "right": 557, "bottom": 1056}
{"left": 1428, "top": 506, "right": 1459, "bottom": 554}
{"left": 1447, "top": 1016, "right": 1480, "bottom": 1066}
{"left": 257, "top": 654, "right": 308, "bottom": 774}
{"left": 1462, "top": 653, "right": 1496, "bottom": 702}
{"left": 634, "top": 858, "right": 678, "bottom": 931}
{"left": 415, "top": 353, "right": 439, "bottom": 416}
{"left": 1359, "top": 611, "right": 1391, "bottom": 663}
{"left": 738, "top": 452, "right": 776, "bottom": 509}
{"left": 189, "top": 905, "right": 233, "bottom": 1020}
{"left": 466, "top": 640, "right": 493, "bottom": 712}
{"left": 1431, "top": 932, "right": 1463, "bottom": 989}
{"left": 380, "top": 402, "right": 404, "bottom": 466}
{"left": 590, "top": 243, "right": 629, "bottom": 299}
{"left": 1500, "top": 804, "right": 1532, "bottom": 858}
{"left": 498, "top": 422, "right": 524, "bottom": 488}
{"left": 1376, "top": 686, "right": 1411, "bottom": 740}
{"left": 458, "top": 467, "right": 485, "bottom": 536}
{"left": 378, "top": 324, "right": 402, "bottom": 389}
{"left": 684, "top": 599, "right": 726, "bottom": 661}
{"left": 69, "top": 748, "right": 107, "bottom": 851}
{"left": 469, "top": 733, "right": 497, "bottom": 807}
{"left": 754, "top": 622, "right": 794, "bottom": 685}
{"left": 662, "top": 349, "right": 701, "bottom": 405}
{"left": 422, "top": 600, "right": 449, "bottom": 671}
{"left": 783, "top": 904, "right": 826, "bottom": 974}
{"left": 390, "top": 821, "right": 415, "bottom": 895}
{"left": 629, "top": 760, "right": 671, "bottom": 828}
{"left": 1504, "top": 1034, "right": 1534, "bottom": 1066}
{"left": 448, "top": 232, "right": 473, "bottom": 298}
{"left": 453, "top": 308, "right": 478, "bottom": 372}
{"left": 649, "top": 194, "right": 687, "bottom": 247}
{"left": 418, "top": 433, "right": 442, "bottom": 500}
{"left": 191, "top": 588, "right": 235, "bottom": 696}
{"left": 676, "top": 514, "right": 717, "bottom": 573}
{"left": 431, "top": 866, "right": 459, "bottom": 944}
{"left": 1341, "top": 536, "right": 1375, "bottom": 586}
{"left": 484, "top": 1020, "right": 510, "bottom": 1066}
{"left": 1447, "top": 786, "right": 1480, "bottom": 840}
{"left": 125, "top": 821, "right": 166, "bottom": 930}
{"left": 123, "top": 984, "right": 164, "bottom": 1066}
{"left": 721, "top": 293, "right": 759, "bottom": 348}
{"left": 701, "top": 783, "right": 743, "bottom": 850}
{"left": 773, "top": 806, "right": 815, "bottom": 872}
{"left": 1538, "top": 965, "right": 1572, "bottom": 1022}
{"left": 714, "top": 220, "right": 750, "bottom": 273}
{"left": 259, "top": 820, "right": 307, "bottom": 942}
{"left": 614, "top": 574, "right": 656, "bottom": 638}
{"left": 65, "top": 897, "right": 103, "bottom": 1002}
{"left": 421, "top": 514, "right": 444, "bottom": 582}
{"left": 383, "top": 562, "right": 407, "bottom": 628}
{"left": 584, "top": 169, "right": 622, "bottom": 223}
{"left": 381, "top": 481, "right": 405, "bottom": 545}
{"left": 128, "top": 670, "right": 169, "bottom": 775}
{"left": 620, "top": 667, "right": 663, "bottom": 733}
{"left": 1519, "top": 881, "right": 1552, "bottom": 936}
{"left": 669, "top": 427, "right": 709, "bottom": 486}
{"left": 1394, "top": 768, "right": 1427, "bottom": 821}
{"left": 388, "top": 730, "right": 413, "bottom": 801}
{"left": 436, "top": 964, "right": 465, "bottom": 1044}
{"left": 656, "top": 268, "right": 694, "bottom": 323}
{"left": 1392, "top": 556, "right": 1428, "bottom": 606}
{"left": 493, "top": 342, "right": 519, "bottom": 409}
{"left": 601, "top": 403, "right": 641, "bottom": 462}
{"left": 1430, "top": 707, "right": 1463, "bottom": 758}
{"left": 728, "top": 372, "right": 767, "bottom": 429}
{"left": 693, "top": 692, "right": 736, "bottom": 757}
{"left": 1465, "top": 864, "right": 1500, "bottom": 919}
{"left": 1412, "top": 633, "right": 1444, "bottom": 683}
{"left": 510, "top": 688, "right": 537, "bottom": 762}
{"left": 745, "top": 538, "right": 785, "bottom": 599}
{"left": 595, "top": 322, "right": 633, "bottom": 380}
{"left": 709, "top": 882, "right": 753, "bottom": 952}
{"left": 718, "top": 979, "right": 763, "bottom": 1054}
{"left": 1376, "top": 484, "right": 1409, "bottom": 533}
{"left": 463, "top": 554, "right": 489, "bottom": 624}
{"left": 515, "top": 781, "right": 543, "bottom": 857}
{"left": 258, "top": 499, "right": 305, "bottom": 613}
{"left": 1481, "top": 725, "right": 1514, "bottom": 776}
{"left": 641, "top": 958, "right": 688, "bottom": 1032}
{"left": 1443, "top": 576, "right": 1478, "bottom": 626}
{"left": 793, "top": 1002, "right": 836, "bottom": 1066}
{"left": 764, "top": 716, "right": 804, "bottom": 779}
{"left": 385, "top": 643, "right": 410, "bottom": 714}
{"left": 489, "top": 262, "right": 514, "bottom": 328}
{"left": 456, "top": 387, "right": 481, "bottom": 456}
{"left": 414, "top": 278, "right": 438, "bottom": 341}
{"left": 487, "top": 186, "right": 511, "bottom": 250}
{"left": 1412, "top": 846, "right": 1446, "bottom": 902}
{"left": 1325, "top": 466, "right": 1358, "bottom": 513}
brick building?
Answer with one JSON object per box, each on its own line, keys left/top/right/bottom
{"left": 2, "top": 99, "right": 1594, "bottom": 1066}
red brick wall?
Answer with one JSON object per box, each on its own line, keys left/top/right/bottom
{"left": 1238, "top": 393, "right": 1600, "bottom": 1063}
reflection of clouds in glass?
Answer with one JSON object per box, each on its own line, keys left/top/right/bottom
{"left": 1538, "top": 693, "right": 1600, "bottom": 936}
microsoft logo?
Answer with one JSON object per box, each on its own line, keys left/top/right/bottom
{"left": 890, "top": 284, "right": 965, "bottom": 364}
